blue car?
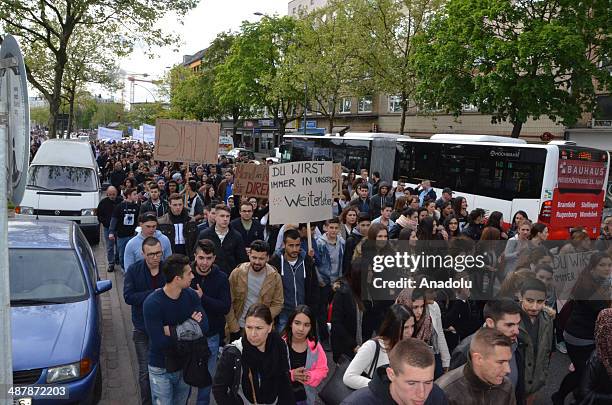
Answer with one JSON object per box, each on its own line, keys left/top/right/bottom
{"left": 9, "top": 219, "right": 112, "bottom": 404}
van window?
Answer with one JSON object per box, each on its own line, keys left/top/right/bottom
{"left": 27, "top": 165, "right": 97, "bottom": 192}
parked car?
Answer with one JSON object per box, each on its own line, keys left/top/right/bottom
{"left": 9, "top": 218, "right": 111, "bottom": 404}
{"left": 227, "top": 148, "right": 255, "bottom": 161}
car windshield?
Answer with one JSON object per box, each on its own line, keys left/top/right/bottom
{"left": 27, "top": 165, "right": 97, "bottom": 192}
{"left": 9, "top": 249, "right": 88, "bottom": 304}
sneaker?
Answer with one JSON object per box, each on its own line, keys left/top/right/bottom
{"left": 108, "top": 264, "right": 114, "bottom": 273}
{"left": 556, "top": 341, "right": 567, "bottom": 354}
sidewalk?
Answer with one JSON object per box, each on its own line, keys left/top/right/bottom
{"left": 93, "top": 240, "right": 139, "bottom": 404}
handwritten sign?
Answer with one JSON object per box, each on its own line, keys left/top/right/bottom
{"left": 551, "top": 251, "right": 593, "bottom": 300}
{"left": 154, "top": 119, "right": 219, "bottom": 163}
{"left": 234, "top": 163, "right": 269, "bottom": 199}
{"left": 333, "top": 163, "right": 343, "bottom": 199}
{"left": 268, "top": 161, "right": 333, "bottom": 225}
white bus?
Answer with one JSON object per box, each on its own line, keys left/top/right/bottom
{"left": 280, "top": 133, "right": 610, "bottom": 239}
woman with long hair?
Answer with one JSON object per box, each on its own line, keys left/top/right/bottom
{"left": 330, "top": 258, "right": 371, "bottom": 363}
{"left": 391, "top": 196, "right": 408, "bottom": 222}
{"left": 452, "top": 196, "right": 469, "bottom": 230}
{"left": 474, "top": 226, "right": 502, "bottom": 298}
{"left": 507, "top": 210, "right": 529, "bottom": 239}
{"left": 395, "top": 288, "right": 450, "bottom": 379}
{"left": 213, "top": 303, "right": 295, "bottom": 404}
{"left": 443, "top": 215, "right": 461, "bottom": 239}
{"left": 281, "top": 305, "right": 329, "bottom": 405}
{"left": 553, "top": 252, "right": 612, "bottom": 405}
{"left": 340, "top": 206, "right": 359, "bottom": 240}
{"left": 486, "top": 211, "right": 508, "bottom": 240}
{"left": 343, "top": 305, "right": 416, "bottom": 389}
{"left": 439, "top": 201, "right": 454, "bottom": 223}
{"left": 503, "top": 219, "right": 532, "bottom": 276}
{"left": 529, "top": 223, "right": 549, "bottom": 247}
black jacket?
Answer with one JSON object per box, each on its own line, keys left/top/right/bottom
{"left": 198, "top": 226, "right": 248, "bottom": 275}
{"left": 96, "top": 196, "right": 122, "bottom": 228}
{"left": 230, "top": 218, "right": 264, "bottom": 247}
{"left": 139, "top": 199, "right": 169, "bottom": 218}
{"left": 342, "top": 365, "right": 449, "bottom": 405}
{"left": 190, "top": 264, "right": 231, "bottom": 337}
{"left": 343, "top": 231, "right": 364, "bottom": 275}
{"left": 449, "top": 330, "right": 526, "bottom": 405}
{"left": 212, "top": 338, "right": 295, "bottom": 405}
{"left": 579, "top": 351, "right": 612, "bottom": 404}
{"left": 269, "top": 252, "right": 319, "bottom": 315}
{"left": 158, "top": 209, "right": 199, "bottom": 260}
{"left": 110, "top": 169, "right": 127, "bottom": 190}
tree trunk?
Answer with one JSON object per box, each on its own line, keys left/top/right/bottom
{"left": 511, "top": 121, "right": 523, "bottom": 138}
{"left": 400, "top": 107, "right": 407, "bottom": 135}
{"left": 67, "top": 90, "right": 76, "bottom": 138}
{"left": 328, "top": 110, "right": 335, "bottom": 134}
{"left": 49, "top": 44, "right": 69, "bottom": 138}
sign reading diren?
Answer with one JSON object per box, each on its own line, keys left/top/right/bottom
{"left": 234, "top": 163, "right": 269, "bottom": 199}
{"left": 154, "top": 119, "right": 219, "bottom": 163}
{"left": 268, "top": 161, "right": 333, "bottom": 225}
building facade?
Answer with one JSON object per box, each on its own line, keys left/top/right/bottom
{"left": 288, "top": 0, "right": 329, "bottom": 16}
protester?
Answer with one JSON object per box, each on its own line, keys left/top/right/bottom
{"left": 230, "top": 201, "right": 264, "bottom": 247}
{"left": 109, "top": 187, "right": 140, "bottom": 271}
{"left": 97, "top": 185, "right": 122, "bottom": 272}
{"left": 123, "top": 212, "right": 172, "bottom": 271}
{"left": 213, "top": 303, "right": 295, "bottom": 404}
{"left": 343, "top": 337, "right": 449, "bottom": 405}
{"left": 281, "top": 305, "right": 329, "bottom": 405}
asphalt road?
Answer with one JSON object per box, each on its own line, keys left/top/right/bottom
{"left": 92, "top": 239, "right": 573, "bottom": 405}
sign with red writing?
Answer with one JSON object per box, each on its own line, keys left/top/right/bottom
{"left": 557, "top": 159, "right": 606, "bottom": 190}
{"left": 550, "top": 189, "right": 604, "bottom": 228}
{"left": 233, "top": 163, "right": 269, "bottom": 199}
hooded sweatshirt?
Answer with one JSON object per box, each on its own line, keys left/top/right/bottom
{"left": 123, "top": 230, "right": 173, "bottom": 271}
{"left": 341, "top": 365, "right": 449, "bottom": 405}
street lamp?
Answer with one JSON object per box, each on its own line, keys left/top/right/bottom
{"left": 133, "top": 82, "right": 157, "bottom": 103}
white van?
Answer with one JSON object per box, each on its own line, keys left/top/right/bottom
{"left": 15, "top": 139, "right": 101, "bottom": 244}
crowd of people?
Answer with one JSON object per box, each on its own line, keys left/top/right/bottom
{"left": 90, "top": 138, "right": 612, "bottom": 405}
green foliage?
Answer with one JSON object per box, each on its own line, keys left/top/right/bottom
{"left": 413, "top": 0, "right": 612, "bottom": 137}
{"left": 90, "top": 102, "right": 125, "bottom": 128}
{"left": 127, "top": 103, "right": 165, "bottom": 128}
{"left": 30, "top": 107, "right": 50, "bottom": 126}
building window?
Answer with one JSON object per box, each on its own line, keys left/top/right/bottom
{"left": 358, "top": 96, "right": 373, "bottom": 113}
{"left": 339, "top": 97, "right": 352, "bottom": 114}
{"left": 388, "top": 95, "right": 402, "bottom": 113}
{"left": 311, "top": 0, "right": 315, "bottom": 4}
{"left": 292, "top": 7, "right": 296, "bottom": 14}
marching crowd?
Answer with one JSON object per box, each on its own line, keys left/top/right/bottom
{"left": 92, "top": 139, "right": 612, "bottom": 405}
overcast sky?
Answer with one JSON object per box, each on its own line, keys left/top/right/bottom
{"left": 116, "top": 0, "right": 289, "bottom": 104}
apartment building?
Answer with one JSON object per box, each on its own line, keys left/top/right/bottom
{"left": 288, "top": 0, "right": 329, "bottom": 16}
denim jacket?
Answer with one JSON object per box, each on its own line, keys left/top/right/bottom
{"left": 315, "top": 234, "right": 345, "bottom": 286}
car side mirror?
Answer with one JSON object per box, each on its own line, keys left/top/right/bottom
{"left": 95, "top": 280, "right": 112, "bottom": 294}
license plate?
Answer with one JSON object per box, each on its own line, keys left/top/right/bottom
{"left": 14, "top": 399, "right": 32, "bottom": 405}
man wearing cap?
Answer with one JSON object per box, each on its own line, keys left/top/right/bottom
{"left": 436, "top": 187, "right": 454, "bottom": 209}
{"left": 124, "top": 212, "right": 173, "bottom": 271}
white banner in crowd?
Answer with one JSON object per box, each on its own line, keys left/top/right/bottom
{"left": 97, "top": 126, "right": 123, "bottom": 141}
{"left": 268, "top": 161, "right": 334, "bottom": 225}
{"left": 142, "top": 124, "right": 155, "bottom": 143}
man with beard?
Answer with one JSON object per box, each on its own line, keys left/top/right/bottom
{"left": 226, "top": 240, "right": 283, "bottom": 341}
{"left": 269, "top": 229, "right": 319, "bottom": 332}
{"left": 157, "top": 193, "right": 198, "bottom": 259}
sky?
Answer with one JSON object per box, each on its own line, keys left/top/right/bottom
{"left": 115, "top": 0, "right": 289, "bottom": 104}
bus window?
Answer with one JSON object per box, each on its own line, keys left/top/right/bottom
{"left": 504, "top": 162, "right": 543, "bottom": 199}
{"left": 292, "top": 139, "right": 314, "bottom": 161}
{"left": 342, "top": 139, "right": 371, "bottom": 172}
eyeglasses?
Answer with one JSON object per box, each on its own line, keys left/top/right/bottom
{"left": 145, "top": 251, "right": 163, "bottom": 258}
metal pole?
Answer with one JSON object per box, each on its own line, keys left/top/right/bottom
{"left": 0, "top": 64, "right": 14, "bottom": 401}
{"left": 303, "top": 82, "right": 307, "bottom": 135}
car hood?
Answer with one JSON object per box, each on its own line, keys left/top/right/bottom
{"left": 11, "top": 300, "right": 88, "bottom": 371}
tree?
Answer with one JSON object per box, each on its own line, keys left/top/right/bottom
{"left": 413, "top": 0, "right": 612, "bottom": 137}
{"left": 214, "top": 16, "right": 302, "bottom": 135}
{"left": 30, "top": 106, "right": 50, "bottom": 127}
{"left": 293, "top": 1, "right": 362, "bottom": 132}
{"left": 0, "top": 0, "right": 198, "bottom": 137}
{"left": 349, "top": 0, "right": 444, "bottom": 134}
{"left": 90, "top": 102, "right": 124, "bottom": 128}
{"left": 126, "top": 102, "right": 165, "bottom": 128}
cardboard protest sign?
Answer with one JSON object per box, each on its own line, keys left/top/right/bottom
{"left": 551, "top": 251, "right": 593, "bottom": 300}
{"left": 154, "top": 119, "right": 219, "bottom": 163}
{"left": 234, "top": 163, "right": 269, "bottom": 199}
{"left": 268, "top": 161, "right": 334, "bottom": 225}
{"left": 333, "top": 163, "right": 343, "bottom": 199}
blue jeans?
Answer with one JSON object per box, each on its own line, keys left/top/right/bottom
{"left": 148, "top": 365, "right": 190, "bottom": 405}
{"left": 195, "top": 334, "right": 220, "bottom": 405}
{"left": 117, "top": 236, "right": 131, "bottom": 270}
{"left": 103, "top": 227, "right": 117, "bottom": 265}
